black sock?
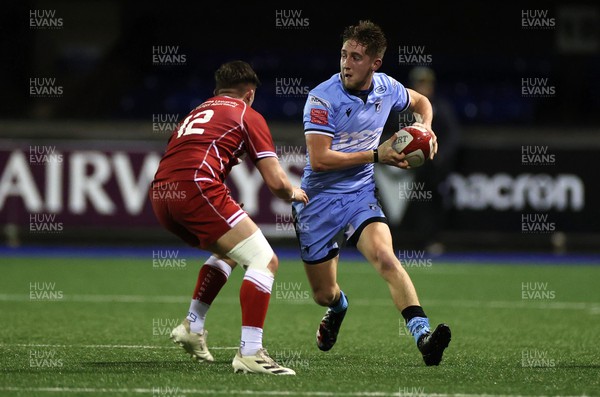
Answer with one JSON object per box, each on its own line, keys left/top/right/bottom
{"left": 401, "top": 305, "right": 427, "bottom": 324}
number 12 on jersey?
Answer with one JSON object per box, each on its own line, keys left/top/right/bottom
{"left": 176, "top": 109, "right": 214, "bottom": 138}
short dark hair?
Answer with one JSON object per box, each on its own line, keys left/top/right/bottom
{"left": 342, "top": 20, "right": 387, "bottom": 58}
{"left": 214, "top": 60, "right": 261, "bottom": 92}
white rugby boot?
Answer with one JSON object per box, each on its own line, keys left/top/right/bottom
{"left": 170, "top": 319, "right": 214, "bottom": 362}
{"left": 232, "top": 348, "right": 296, "bottom": 375}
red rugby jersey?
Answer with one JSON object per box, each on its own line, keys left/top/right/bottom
{"left": 153, "top": 96, "right": 277, "bottom": 183}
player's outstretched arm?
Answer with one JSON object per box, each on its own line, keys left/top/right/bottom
{"left": 255, "top": 157, "right": 308, "bottom": 204}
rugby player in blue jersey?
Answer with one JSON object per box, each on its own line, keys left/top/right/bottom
{"left": 292, "top": 20, "right": 451, "bottom": 366}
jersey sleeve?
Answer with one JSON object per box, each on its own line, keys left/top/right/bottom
{"left": 390, "top": 76, "right": 411, "bottom": 113}
{"left": 242, "top": 108, "right": 277, "bottom": 163}
{"left": 303, "top": 93, "right": 335, "bottom": 137}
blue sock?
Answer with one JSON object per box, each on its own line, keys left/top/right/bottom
{"left": 406, "top": 316, "right": 430, "bottom": 343}
{"left": 330, "top": 290, "right": 348, "bottom": 313}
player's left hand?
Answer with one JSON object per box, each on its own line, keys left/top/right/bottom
{"left": 412, "top": 122, "right": 438, "bottom": 160}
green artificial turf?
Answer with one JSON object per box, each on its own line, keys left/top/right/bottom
{"left": 0, "top": 254, "right": 598, "bottom": 396}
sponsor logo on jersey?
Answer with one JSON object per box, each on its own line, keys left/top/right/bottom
{"left": 375, "top": 100, "right": 382, "bottom": 113}
{"left": 308, "top": 95, "right": 331, "bottom": 109}
{"left": 310, "top": 108, "right": 329, "bottom": 125}
{"left": 375, "top": 85, "right": 386, "bottom": 94}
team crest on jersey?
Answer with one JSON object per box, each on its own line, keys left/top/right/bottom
{"left": 310, "top": 108, "right": 329, "bottom": 125}
{"left": 309, "top": 95, "right": 331, "bottom": 109}
{"left": 375, "top": 85, "right": 386, "bottom": 94}
{"left": 374, "top": 100, "right": 383, "bottom": 113}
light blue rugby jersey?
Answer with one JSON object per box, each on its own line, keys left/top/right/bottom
{"left": 302, "top": 72, "right": 410, "bottom": 194}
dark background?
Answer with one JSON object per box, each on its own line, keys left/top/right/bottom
{"left": 2, "top": 0, "right": 598, "bottom": 126}
{"left": 1, "top": 0, "right": 599, "bottom": 253}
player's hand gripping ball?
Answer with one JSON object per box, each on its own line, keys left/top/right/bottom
{"left": 391, "top": 125, "right": 434, "bottom": 168}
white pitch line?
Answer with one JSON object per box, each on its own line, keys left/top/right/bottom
{"left": 1, "top": 293, "right": 598, "bottom": 313}
{"left": 0, "top": 387, "right": 590, "bottom": 397}
{"left": 0, "top": 343, "right": 238, "bottom": 350}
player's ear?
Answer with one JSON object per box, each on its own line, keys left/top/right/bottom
{"left": 244, "top": 89, "right": 255, "bottom": 105}
{"left": 372, "top": 58, "right": 382, "bottom": 72}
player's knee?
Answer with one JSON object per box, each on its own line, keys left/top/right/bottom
{"left": 373, "top": 249, "right": 402, "bottom": 275}
{"left": 312, "top": 288, "right": 337, "bottom": 306}
{"left": 226, "top": 230, "right": 276, "bottom": 277}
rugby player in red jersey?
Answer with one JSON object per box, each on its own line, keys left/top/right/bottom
{"left": 149, "top": 60, "right": 308, "bottom": 375}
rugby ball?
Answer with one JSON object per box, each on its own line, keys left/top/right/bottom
{"left": 391, "top": 125, "right": 433, "bottom": 168}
